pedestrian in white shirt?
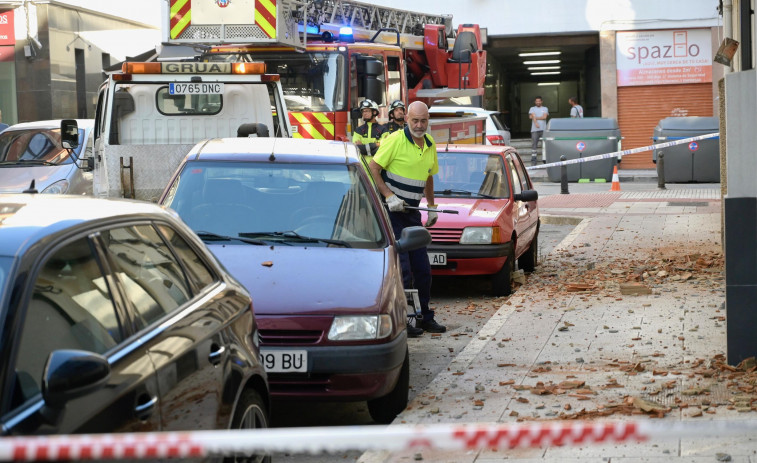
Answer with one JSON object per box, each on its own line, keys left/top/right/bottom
{"left": 528, "top": 96, "right": 549, "bottom": 166}
{"left": 569, "top": 96, "right": 584, "bottom": 118}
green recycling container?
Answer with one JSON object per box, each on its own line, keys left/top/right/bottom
{"left": 544, "top": 118, "right": 621, "bottom": 182}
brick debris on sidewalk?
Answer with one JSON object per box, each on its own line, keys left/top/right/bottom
{"left": 358, "top": 188, "right": 748, "bottom": 463}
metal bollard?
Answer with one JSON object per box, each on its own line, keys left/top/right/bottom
{"left": 657, "top": 151, "right": 666, "bottom": 190}
{"left": 560, "top": 155, "right": 569, "bottom": 194}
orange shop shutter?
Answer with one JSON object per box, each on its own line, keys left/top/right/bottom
{"left": 617, "top": 83, "right": 713, "bottom": 169}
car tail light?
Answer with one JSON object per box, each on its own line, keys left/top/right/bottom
{"left": 487, "top": 134, "right": 505, "bottom": 145}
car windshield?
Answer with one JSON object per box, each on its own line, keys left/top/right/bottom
{"left": 162, "top": 161, "right": 386, "bottom": 248}
{"left": 0, "top": 128, "right": 84, "bottom": 165}
{"left": 211, "top": 52, "right": 346, "bottom": 112}
{"left": 435, "top": 152, "right": 510, "bottom": 199}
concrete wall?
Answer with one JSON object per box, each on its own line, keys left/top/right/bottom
{"left": 725, "top": 69, "right": 757, "bottom": 198}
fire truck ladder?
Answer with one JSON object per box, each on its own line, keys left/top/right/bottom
{"left": 300, "top": 0, "right": 452, "bottom": 36}
{"left": 168, "top": 0, "right": 452, "bottom": 51}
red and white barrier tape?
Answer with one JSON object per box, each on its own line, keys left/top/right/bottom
{"left": 4, "top": 419, "right": 757, "bottom": 460}
{"left": 525, "top": 132, "right": 720, "bottom": 171}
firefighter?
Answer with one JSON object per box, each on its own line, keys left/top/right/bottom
{"left": 352, "top": 99, "right": 386, "bottom": 157}
{"left": 384, "top": 100, "right": 406, "bottom": 135}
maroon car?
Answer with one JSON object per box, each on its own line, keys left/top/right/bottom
{"left": 160, "top": 137, "right": 430, "bottom": 424}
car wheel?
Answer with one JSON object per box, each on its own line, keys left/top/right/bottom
{"left": 519, "top": 229, "right": 539, "bottom": 273}
{"left": 368, "top": 348, "right": 409, "bottom": 424}
{"left": 225, "top": 389, "right": 271, "bottom": 463}
{"left": 491, "top": 243, "right": 515, "bottom": 297}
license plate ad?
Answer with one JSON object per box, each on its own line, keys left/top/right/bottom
{"left": 260, "top": 349, "right": 307, "bottom": 373}
{"left": 169, "top": 82, "right": 224, "bottom": 95}
{"left": 428, "top": 252, "right": 447, "bottom": 266}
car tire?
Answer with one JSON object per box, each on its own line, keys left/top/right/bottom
{"left": 519, "top": 229, "right": 539, "bottom": 273}
{"left": 225, "top": 389, "right": 271, "bottom": 463}
{"left": 491, "top": 243, "right": 515, "bottom": 297}
{"left": 368, "top": 348, "right": 410, "bottom": 424}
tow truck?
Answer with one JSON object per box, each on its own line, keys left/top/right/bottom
{"left": 87, "top": 58, "right": 291, "bottom": 201}
{"left": 163, "top": 0, "right": 488, "bottom": 144}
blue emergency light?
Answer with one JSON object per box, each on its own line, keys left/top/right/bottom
{"left": 339, "top": 26, "right": 355, "bottom": 43}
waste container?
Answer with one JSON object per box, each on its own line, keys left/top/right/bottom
{"left": 544, "top": 118, "right": 621, "bottom": 182}
{"left": 652, "top": 117, "right": 720, "bottom": 183}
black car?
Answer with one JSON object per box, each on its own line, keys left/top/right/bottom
{"left": 0, "top": 194, "right": 269, "bottom": 461}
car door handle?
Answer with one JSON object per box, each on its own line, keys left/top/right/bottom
{"left": 134, "top": 395, "right": 158, "bottom": 420}
{"left": 209, "top": 345, "right": 226, "bottom": 365}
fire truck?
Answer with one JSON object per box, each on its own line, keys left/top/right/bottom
{"left": 163, "top": 0, "right": 488, "bottom": 144}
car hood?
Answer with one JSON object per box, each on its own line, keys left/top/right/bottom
{"left": 208, "top": 244, "right": 387, "bottom": 316}
{"left": 0, "top": 164, "right": 74, "bottom": 192}
{"left": 421, "top": 198, "right": 507, "bottom": 226}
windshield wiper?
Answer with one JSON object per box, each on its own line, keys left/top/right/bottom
{"left": 239, "top": 231, "right": 351, "bottom": 248}
{"left": 435, "top": 189, "right": 497, "bottom": 199}
{"left": 435, "top": 189, "right": 472, "bottom": 196}
{"left": 195, "top": 231, "right": 266, "bottom": 245}
{"left": 0, "top": 160, "right": 58, "bottom": 166}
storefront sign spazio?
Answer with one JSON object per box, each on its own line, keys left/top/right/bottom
{"left": 616, "top": 29, "right": 712, "bottom": 87}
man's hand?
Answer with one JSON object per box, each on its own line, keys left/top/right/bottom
{"left": 354, "top": 139, "right": 363, "bottom": 145}
{"left": 425, "top": 204, "right": 438, "bottom": 227}
{"left": 386, "top": 194, "right": 406, "bottom": 212}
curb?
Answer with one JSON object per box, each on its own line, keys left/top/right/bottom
{"left": 540, "top": 214, "right": 584, "bottom": 226}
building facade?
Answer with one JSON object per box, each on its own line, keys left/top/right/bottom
{"left": 0, "top": 1, "right": 158, "bottom": 125}
{"left": 371, "top": 0, "right": 722, "bottom": 169}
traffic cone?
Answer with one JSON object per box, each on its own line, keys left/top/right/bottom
{"left": 610, "top": 166, "right": 621, "bottom": 191}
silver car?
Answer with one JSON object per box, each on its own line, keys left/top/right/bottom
{"left": 0, "top": 119, "right": 94, "bottom": 194}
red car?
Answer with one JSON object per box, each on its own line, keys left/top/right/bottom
{"left": 420, "top": 144, "right": 540, "bottom": 296}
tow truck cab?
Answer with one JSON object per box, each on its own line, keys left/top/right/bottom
{"left": 91, "top": 61, "right": 291, "bottom": 201}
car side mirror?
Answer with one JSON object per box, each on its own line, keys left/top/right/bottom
{"left": 83, "top": 157, "right": 95, "bottom": 172}
{"left": 514, "top": 189, "right": 538, "bottom": 202}
{"left": 42, "top": 349, "right": 110, "bottom": 409}
{"left": 396, "top": 226, "right": 432, "bottom": 253}
{"left": 60, "top": 119, "right": 79, "bottom": 150}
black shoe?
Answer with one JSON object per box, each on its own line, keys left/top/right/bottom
{"left": 407, "top": 322, "right": 424, "bottom": 338}
{"left": 419, "top": 319, "right": 446, "bottom": 333}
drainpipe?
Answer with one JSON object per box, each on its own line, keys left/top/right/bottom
{"left": 723, "top": 0, "right": 733, "bottom": 73}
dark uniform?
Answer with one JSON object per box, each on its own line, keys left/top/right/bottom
{"left": 384, "top": 120, "right": 405, "bottom": 135}
{"left": 353, "top": 121, "right": 387, "bottom": 147}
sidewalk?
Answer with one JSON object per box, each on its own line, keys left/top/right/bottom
{"left": 358, "top": 187, "right": 744, "bottom": 463}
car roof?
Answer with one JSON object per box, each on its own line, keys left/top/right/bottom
{"left": 0, "top": 194, "right": 176, "bottom": 258}
{"left": 4, "top": 119, "right": 95, "bottom": 131}
{"left": 187, "top": 138, "right": 361, "bottom": 165}
{"left": 429, "top": 106, "right": 498, "bottom": 116}
{"left": 436, "top": 144, "right": 513, "bottom": 155}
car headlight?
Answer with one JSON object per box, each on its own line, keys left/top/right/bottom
{"left": 41, "top": 180, "right": 70, "bottom": 194}
{"left": 460, "top": 227, "right": 494, "bottom": 244}
{"left": 328, "top": 315, "right": 392, "bottom": 341}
